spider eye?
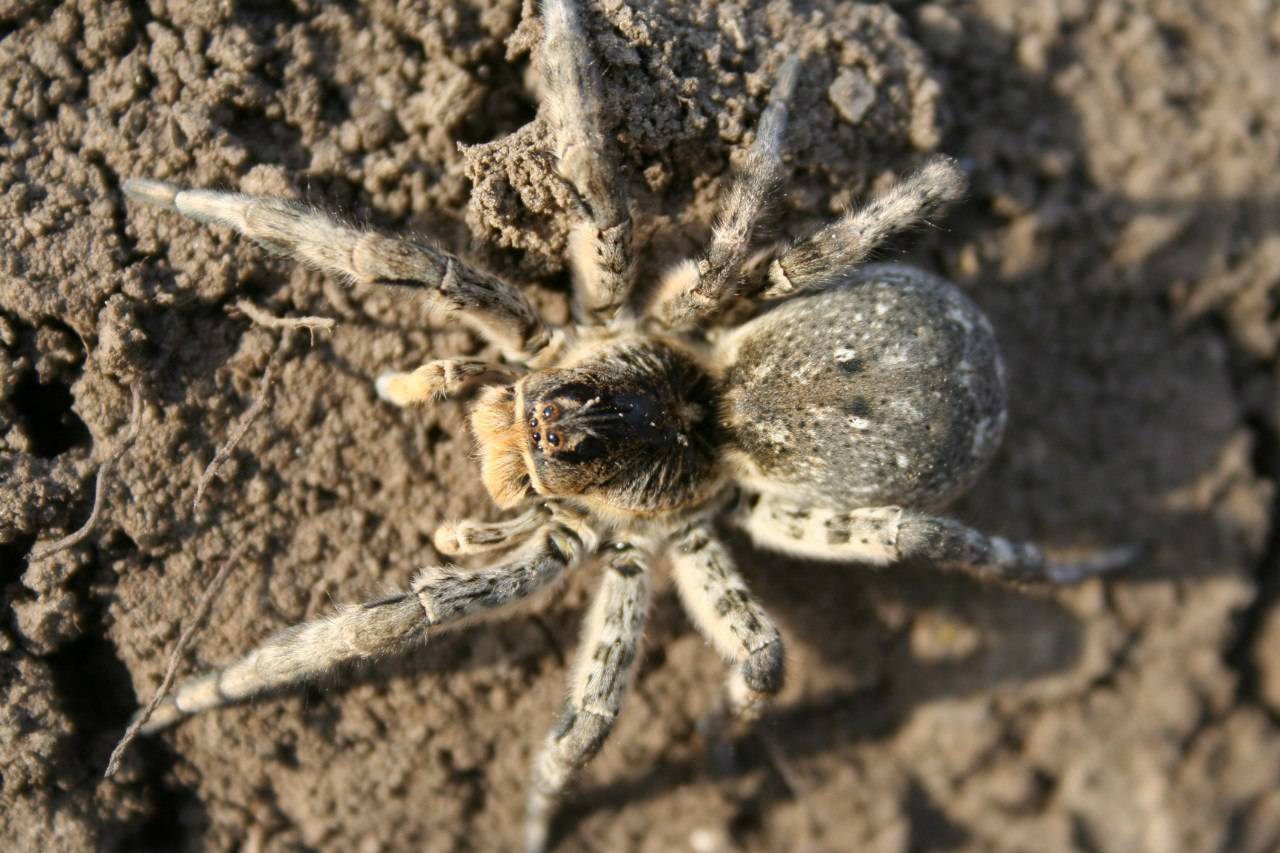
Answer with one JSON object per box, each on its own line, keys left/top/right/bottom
{"left": 546, "top": 432, "right": 560, "bottom": 447}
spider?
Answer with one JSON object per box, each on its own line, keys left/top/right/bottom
{"left": 121, "top": 1, "right": 1131, "bottom": 849}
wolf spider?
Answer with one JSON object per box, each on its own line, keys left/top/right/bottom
{"left": 122, "top": 1, "right": 1131, "bottom": 849}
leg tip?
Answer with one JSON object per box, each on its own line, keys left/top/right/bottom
{"left": 1047, "top": 543, "right": 1144, "bottom": 584}
{"left": 374, "top": 372, "right": 398, "bottom": 403}
{"left": 132, "top": 697, "right": 187, "bottom": 735}
{"left": 376, "top": 370, "right": 435, "bottom": 406}
{"left": 523, "top": 823, "right": 550, "bottom": 853}
{"left": 432, "top": 521, "right": 462, "bottom": 556}
{"left": 123, "top": 178, "right": 180, "bottom": 210}
{"left": 773, "top": 54, "right": 801, "bottom": 98}
{"left": 523, "top": 790, "right": 555, "bottom": 853}
{"left": 919, "top": 155, "right": 969, "bottom": 204}
{"left": 375, "top": 372, "right": 416, "bottom": 406}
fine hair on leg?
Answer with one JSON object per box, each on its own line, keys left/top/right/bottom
{"left": 762, "top": 156, "right": 967, "bottom": 299}
{"left": 669, "top": 521, "right": 784, "bottom": 721}
{"left": 540, "top": 0, "right": 633, "bottom": 324}
{"left": 524, "top": 544, "right": 649, "bottom": 853}
{"left": 137, "top": 524, "right": 588, "bottom": 733}
{"left": 737, "top": 493, "right": 1134, "bottom": 583}
{"left": 123, "top": 179, "right": 552, "bottom": 361}
{"left": 651, "top": 56, "right": 800, "bottom": 329}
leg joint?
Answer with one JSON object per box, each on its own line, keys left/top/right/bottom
{"left": 549, "top": 706, "right": 615, "bottom": 769}
{"left": 742, "top": 636, "right": 785, "bottom": 696}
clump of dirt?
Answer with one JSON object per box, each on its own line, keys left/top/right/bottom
{"left": 3, "top": 0, "right": 1280, "bottom": 851}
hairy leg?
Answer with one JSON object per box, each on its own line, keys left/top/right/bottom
{"left": 375, "top": 358, "right": 515, "bottom": 407}
{"left": 761, "top": 156, "right": 967, "bottom": 299}
{"left": 123, "top": 179, "right": 552, "bottom": 361}
{"left": 651, "top": 57, "right": 799, "bottom": 329}
{"left": 138, "top": 524, "right": 588, "bottom": 733}
{"left": 540, "top": 0, "right": 632, "bottom": 324}
{"left": 525, "top": 545, "right": 648, "bottom": 853}
{"left": 669, "top": 521, "right": 784, "bottom": 722}
{"left": 737, "top": 493, "right": 1134, "bottom": 583}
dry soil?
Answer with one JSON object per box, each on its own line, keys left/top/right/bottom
{"left": 3, "top": 0, "right": 1280, "bottom": 851}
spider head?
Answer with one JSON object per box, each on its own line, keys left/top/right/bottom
{"left": 470, "top": 340, "right": 725, "bottom": 516}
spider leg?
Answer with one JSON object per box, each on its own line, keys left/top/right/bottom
{"left": 760, "top": 156, "right": 967, "bottom": 300}
{"left": 525, "top": 545, "right": 648, "bottom": 853}
{"left": 651, "top": 56, "right": 800, "bottom": 329}
{"left": 433, "top": 505, "right": 552, "bottom": 556}
{"left": 670, "top": 521, "right": 783, "bottom": 719}
{"left": 737, "top": 494, "right": 1136, "bottom": 583}
{"left": 540, "top": 0, "right": 632, "bottom": 324}
{"left": 135, "top": 524, "right": 588, "bottom": 734}
{"left": 123, "top": 179, "right": 552, "bottom": 362}
{"left": 668, "top": 521, "right": 784, "bottom": 773}
{"left": 375, "top": 358, "right": 516, "bottom": 407}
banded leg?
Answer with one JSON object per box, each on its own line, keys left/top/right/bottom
{"left": 138, "top": 524, "right": 587, "bottom": 733}
{"left": 540, "top": 0, "right": 632, "bottom": 323}
{"left": 123, "top": 179, "right": 551, "bottom": 360}
{"left": 737, "top": 494, "right": 1134, "bottom": 583}
{"left": 375, "top": 359, "right": 515, "bottom": 407}
{"left": 652, "top": 56, "right": 800, "bottom": 329}
{"left": 670, "top": 521, "right": 784, "bottom": 724}
{"left": 761, "top": 156, "right": 967, "bottom": 299}
{"left": 525, "top": 545, "right": 648, "bottom": 853}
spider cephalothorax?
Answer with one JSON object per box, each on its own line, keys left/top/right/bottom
{"left": 120, "top": 1, "right": 1131, "bottom": 850}
{"left": 473, "top": 336, "right": 726, "bottom": 518}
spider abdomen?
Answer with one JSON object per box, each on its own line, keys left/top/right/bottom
{"left": 719, "top": 263, "right": 1007, "bottom": 511}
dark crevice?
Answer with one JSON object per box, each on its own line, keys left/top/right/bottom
{"left": 0, "top": 0, "right": 55, "bottom": 38}
{"left": 118, "top": 0, "right": 153, "bottom": 55}
{"left": 234, "top": 0, "right": 310, "bottom": 30}
{"left": 46, "top": 552, "right": 208, "bottom": 850}
{"left": 219, "top": 104, "right": 307, "bottom": 170}
{"left": 0, "top": 533, "right": 36, "bottom": 585}
{"left": 1205, "top": 304, "right": 1280, "bottom": 720}
{"left": 121, "top": 763, "right": 208, "bottom": 853}
{"left": 727, "top": 795, "right": 766, "bottom": 844}
{"left": 274, "top": 739, "right": 300, "bottom": 769}
{"left": 904, "top": 777, "right": 970, "bottom": 850}
{"left": 1224, "top": 404, "right": 1280, "bottom": 719}
{"left": 12, "top": 368, "right": 91, "bottom": 458}
{"left": 425, "top": 421, "right": 449, "bottom": 448}
{"left": 47, "top": 635, "right": 136, "bottom": 753}
{"left": 315, "top": 79, "right": 353, "bottom": 127}
{"left": 455, "top": 56, "right": 537, "bottom": 146}
{"left": 1070, "top": 813, "right": 1104, "bottom": 853}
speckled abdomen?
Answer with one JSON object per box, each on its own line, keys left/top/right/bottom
{"left": 718, "top": 263, "right": 1007, "bottom": 511}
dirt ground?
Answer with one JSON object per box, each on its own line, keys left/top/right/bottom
{"left": 3, "top": 0, "right": 1280, "bottom": 850}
